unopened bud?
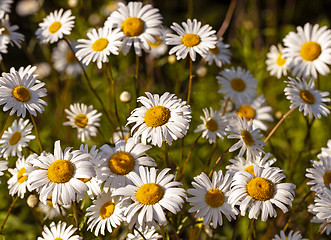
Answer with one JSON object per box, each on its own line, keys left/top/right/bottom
{"left": 27, "top": 194, "right": 39, "bottom": 208}
{"left": 120, "top": 91, "right": 132, "bottom": 103}
{"left": 168, "top": 55, "right": 176, "bottom": 64}
{"left": 68, "top": 0, "right": 79, "bottom": 8}
{"left": 196, "top": 66, "right": 207, "bottom": 78}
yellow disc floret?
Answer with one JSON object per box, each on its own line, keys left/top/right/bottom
{"left": 182, "top": 33, "right": 201, "bottom": 47}
{"left": 108, "top": 152, "right": 135, "bottom": 175}
{"left": 122, "top": 17, "right": 145, "bottom": 37}
{"left": 241, "top": 130, "right": 254, "bottom": 146}
{"left": 48, "top": 21, "right": 62, "bottom": 33}
{"left": 144, "top": 106, "right": 171, "bottom": 127}
{"left": 323, "top": 171, "right": 331, "bottom": 188}
{"left": 9, "top": 132, "right": 21, "bottom": 146}
{"left": 299, "top": 89, "right": 315, "bottom": 104}
{"left": 230, "top": 78, "right": 246, "bottom": 92}
{"left": 0, "top": 25, "right": 9, "bottom": 35}
{"left": 74, "top": 114, "right": 88, "bottom": 128}
{"left": 12, "top": 86, "right": 31, "bottom": 102}
{"left": 247, "top": 177, "right": 274, "bottom": 201}
{"left": 136, "top": 183, "right": 164, "bottom": 205}
{"left": 92, "top": 38, "right": 109, "bottom": 52}
{"left": 276, "top": 54, "right": 286, "bottom": 66}
{"left": 17, "top": 167, "right": 28, "bottom": 184}
{"left": 205, "top": 118, "right": 218, "bottom": 132}
{"left": 47, "top": 159, "right": 74, "bottom": 183}
{"left": 244, "top": 165, "right": 255, "bottom": 176}
{"left": 148, "top": 36, "right": 162, "bottom": 48}
{"left": 205, "top": 188, "right": 224, "bottom": 208}
{"left": 300, "top": 41, "right": 321, "bottom": 61}
{"left": 99, "top": 201, "right": 115, "bottom": 219}
{"left": 237, "top": 105, "right": 256, "bottom": 121}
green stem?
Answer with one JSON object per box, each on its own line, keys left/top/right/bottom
{"left": 0, "top": 195, "right": 19, "bottom": 233}
{"left": 314, "top": 221, "right": 329, "bottom": 240}
{"left": 134, "top": 54, "right": 140, "bottom": 108}
{"left": 216, "top": 0, "right": 237, "bottom": 38}
{"left": 0, "top": 115, "right": 11, "bottom": 140}
{"left": 29, "top": 113, "right": 43, "bottom": 153}
{"left": 187, "top": 58, "right": 194, "bottom": 105}
{"left": 208, "top": 146, "right": 231, "bottom": 177}
{"left": 244, "top": 219, "right": 254, "bottom": 240}
{"left": 72, "top": 202, "right": 79, "bottom": 229}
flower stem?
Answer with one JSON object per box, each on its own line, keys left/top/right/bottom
{"left": 314, "top": 221, "right": 329, "bottom": 240}
{"left": 216, "top": 0, "right": 237, "bottom": 38}
{"left": 0, "top": 195, "right": 19, "bottom": 233}
{"left": 72, "top": 201, "right": 79, "bottom": 229}
{"left": 29, "top": 113, "right": 43, "bottom": 153}
{"left": 134, "top": 54, "right": 140, "bottom": 108}
{"left": 244, "top": 219, "right": 254, "bottom": 240}
{"left": 134, "top": 226, "right": 147, "bottom": 240}
{"left": 0, "top": 115, "right": 11, "bottom": 140}
{"left": 208, "top": 146, "right": 231, "bottom": 177}
{"left": 187, "top": 58, "right": 194, "bottom": 105}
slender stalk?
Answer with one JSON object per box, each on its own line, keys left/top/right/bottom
{"left": 205, "top": 140, "right": 218, "bottom": 169}
{"left": 179, "top": 137, "right": 185, "bottom": 173}
{"left": 264, "top": 108, "right": 296, "bottom": 143}
{"left": 0, "top": 115, "right": 11, "bottom": 139}
{"left": 134, "top": 226, "right": 147, "bottom": 240}
{"left": 0, "top": 195, "right": 19, "bottom": 232}
{"left": 134, "top": 54, "right": 140, "bottom": 107}
{"left": 72, "top": 202, "right": 79, "bottom": 229}
{"left": 231, "top": 215, "right": 241, "bottom": 240}
{"left": 29, "top": 113, "right": 43, "bottom": 153}
{"left": 244, "top": 219, "right": 254, "bottom": 240}
{"left": 221, "top": 98, "right": 230, "bottom": 116}
{"left": 187, "top": 58, "right": 194, "bottom": 105}
{"left": 208, "top": 146, "right": 231, "bottom": 177}
{"left": 216, "top": 0, "right": 237, "bottom": 38}
{"left": 314, "top": 221, "right": 329, "bottom": 240}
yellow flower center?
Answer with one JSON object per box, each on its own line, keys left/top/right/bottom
{"left": 108, "top": 152, "right": 135, "bottom": 175}
{"left": 182, "top": 33, "right": 201, "bottom": 47}
{"left": 209, "top": 46, "right": 220, "bottom": 55}
{"left": 144, "top": 106, "right": 171, "bottom": 127}
{"left": 122, "top": 17, "right": 145, "bottom": 37}
{"left": 323, "top": 171, "right": 331, "bottom": 188}
{"left": 74, "top": 114, "right": 88, "bottom": 128}
{"left": 276, "top": 54, "right": 286, "bottom": 66}
{"left": 47, "top": 159, "right": 74, "bottom": 183}
{"left": 241, "top": 130, "right": 254, "bottom": 146}
{"left": 78, "top": 177, "right": 91, "bottom": 183}
{"left": 148, "top": 36, "right": 162, "bottom": 48}
{"left": 205, "top": 118, "right": 218, "bottom": 132}
{"left": 66, "top": 50, "right": 77, "bottom": 63}
{"left": 48, "top": 21, "right": 62, "bottom": 34}
{"left": 99, "top": 201, "right": 115, "bottom": 219}
{"left": 237, "top": 105, "right": 256, "bottom": 121}
{"left": 136, "top": 183, "right": 164, "bottom": 205}
{"left": 230, "top": 78, "right": 246, "bottom": 92}
{"left": 299, "top": 89, "right": 315, "bottom": 104}
{"left": 9, "top": 132, "right": 21, "bottom": 146}
{"left": 300, "top": 41, "right": 321, "bottom": 61}
{"left": 244, "top": 165, "right": 255, "bottom": 176}
{"left": 247, "top": 177, "right": 274, "bottom": 201}
{"left": 54, "top": 238, "right": 63, "bottom": 240}
{"left": 17, "top": 167, "right": 27, "bottom": 184}
{"left": 12, "top": 86, "right": 31, "bottom": 102}
{"left": 0, "top": 25, "right": 9, "bottom": 35}
{"left": 205, "top": 188, "right": 224, "bottom": 208}
{"left": 92, "top": 38, "right": 109, "bottom": 52}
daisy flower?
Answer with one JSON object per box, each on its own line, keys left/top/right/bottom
{"left": 127, "top": 92, "right": 192, "bottom": 147}
{"left": 308, "top": 204, "right": 331, "bottom": 236}
{"left": 114, "top": 166, "right": 186, "bottom": 228}
{"left": 187, "top": 170, "right": 238, "bottom": 228}
{"left": 38, "top": 221, "right": 82, "bottom": 240}
{"left": 204, "top": 37, "right": 231, "bottom": 67}
{"left": 0, "top": 0, "right": 12, "bottom": 15}
{"left": 226, "top": 116, "right": 265, "bottom": 160}
{"left": 312, "top": 188, "right": 331, "bottom": 223}
{"left": 86, "top": 191, "right": 129, "bottom": 236}
{"left": 76, "top": 25, "right": 123, "bottom": 69}
{"left": 126, "top": 226, "right": 162, "bottom": 240}
{"left": 284, "top": 77, "right": 330, "bottom": 119}
{"left": 229, "top": 164, "right": 296, "bottom": 221}
{"left": 52, "top": 40, "right": 82, "bottom": 76}
{"left": 63, "top": 103, "right": 102, "bottom": 142}
{"left": 0, "top": 14, "right": 25, "bottom": 48}
{"left": 166, "top": 19, "right": 217, "bottom": 61}
{"left": 0, "top": 118, "right": 35, "bottom": 159}
{"left": 105, "top": 1, "right": 163, "bottom": 56}
{"left": 318, "top": 139, "right": 331, "bottom": 159}
{"left": 217, "top": 67, "right": 257, "bottom": 106}
{"left": 0, "top": 66, "right": 47, "bottom": 117}
{"left": 194, "top": 107, "right": 228, "bottom": 144}
{"left": 272, "top": 230, "right": 308, "bottom": 240}
{"left": 283, "top": 23, "right": 331, "bottom": 79}
{"left": 35, "top": 8, "right": 75, "bottom": 44}
{"left": 37, "top": 194, "right": 70, "bottom": 219}
{"left": 0, "top": 35, "right": 9, "bottom": 61}
{"left": 0, "top": 159, "right": 8, "bottom": 184}
{"left": 111, "top": 126, "right": 130, "bottom": 144}
{"left": 28, "top": 140, "right": 96, "bottom": 206}
{"left": 306, "top": 155, "right": 331, "bottom": 192}
{"left": 226, "top": 152, "right": 277, "bottom": 176}
{"left": 96, "top": 137, "right": 156, "bottom": 189}
{"left": 147, "top": 26, "right": 170, "bottom": 58}
{"left": 266, "top": 44, "right": 290, "bottom": 79}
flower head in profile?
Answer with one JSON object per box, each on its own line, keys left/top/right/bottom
{"left": 0, "top": 14, "right": 25, "bottom": 48}
{"left": 187, "top": 170, "right": 238, "bottom": 228}
{"left": 306, "top": 155, "right": 331, "bottom": 193}
{"left": 126, "top": 226, "right": 162, "bottom": 240}
{"left": 283, "top": 23, "right": 331, "bottom": 79}
{"left": 284, "top": 77, "right": 330, "bottom": 118}
{"left": 0, "top": 118, "right": 35, "bottom": 159}
{"left": 0, "top": 159, "right": 8, "bottom": 184}
{"left": 308, "top": 203, "right": 331, "bottom": 236}
{"left": 105, "top": 1, "right": 162, "bottom": 56}
{"left": 272, "top": 230, "right": 308, "bottom": 240}
{"left": 311, "top": 188, "right": 331, "bottom": 224}
{"left": 63, "top": 103, "right": 102, "bottom": 142}
{"left": 127, "top": 92, "right": 191, "bottom": 147}
{"left": 266, "top": 44, "right": 290, "bottom": 79}
{"left": 204, "top": 37, "right": 231, "bottom": 67}
{"left": 318, "top": 139, "right": 331, "bottom": 159}
{"left": 111, "top": 126, "right": 130, "bottom": 144}
{"left": 0, "top": 0, "right": 13, "bottom": 16}
{"left": 166, "top": 19, "right": 217, "bottom": 61}
{"left": 114, "top": 166, "right": 186, "bottom": 228}
{"left": 35, "top": 8, "right": 75, "bottom": 44}
{"left": 37, "top": 221, "right": 82, "bottom": 240}
{"left": 147, "top": 26, "right": 171, "bottom": 58}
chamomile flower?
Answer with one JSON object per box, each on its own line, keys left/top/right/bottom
{"left": 204, "top": 37, "right": 231, "bottom": 67}
{"left": 37, "top": 194, "right": 70, "bottom": 219}
{"left": 76, "top": 25, "right": 123, "bottom": 69}
{"left": 318, "top": 139, "right": 331, "bottom": 159}
{"left": 0, "top": 14, "right": 25, "bottom": 48}
{"left": 0, "top": 67, "right": 47, "bottom": 117}
{"left": 126, "top": 226, "right": 162, "bottom": 240}
{"left": 226, "top": 116, "right": 265, "bottom": 160}
{"left": 147, "top": 27, "right": 170, "bottom": 58}
{"left": 187, "top": 171, "right": 238, "bottom": 228}
{"left": 0, "top": 0, "right": 12, "bottom": 15}
{"left": 166, "top": 19, "right": 217, "bottom": 61}
{"left": 38, "top": 221, "right": 82, "bottom": 240}
{"left": 272, "top": 230, "right": 308, "bottom": 240}
{"left": 312, "top": 188, "right": 331, "bottom": 223}
{"left": 217, "top": 67, "right": 257, "bottom": 106}
{"left": 63, "top": 103, "right": 102, "bottom": 142}
{"left": 105, "top": 1, "right": 163, "bottom": 56}
{"left": 35, "top": 8, "right": 75, "bottom": 44}
{"left": 284, "top": 77, "right": 330, "bottom": 119}
{"left": 308, "top": 203, "right": 331, "bottom": 235}
{"left": 266, "top": 44, "right": 290, "bottom": 79}
{"left": 111, "top": 126, "right": 130, "bottom": 144}
{"left": 0, "top": 159, "right": 8, "bottom": 184}
{"left": 127, "top": 92, "right": 192, "bottom": 147}
{"left": 0, "top": 118, "right": 35, "bottom": 159}
{"left": 52, "top": 40, "right": 82, "bottom": 76}
{"left": 194, "top": 107, "right": 228, "bottom": 144}
{"left": 96, "top": 138, "right": 156, "bottom": 190}
{"left": 229, "top": 164, "right": 296, "bottom": 221}
{"left": 283, "top": 23, "right": 331, "bottom": 79}
{"left": 86, "top": 191, "right": 129, "bottom": 236}
{"left": 306, "top": 155, "right": 331, "bottom": 192}
{"left": 28, "top": 140, "right": 95, "bottom": 206}
{"left": 114, "top": 166, "right": 186, "bottom": 228}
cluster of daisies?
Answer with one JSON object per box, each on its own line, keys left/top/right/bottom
{"left": 0, "top": 0, "right": 330, "bottom": 239}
